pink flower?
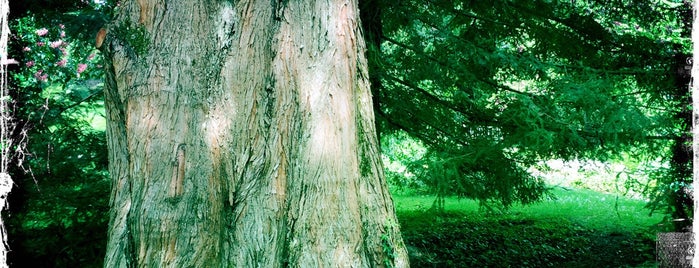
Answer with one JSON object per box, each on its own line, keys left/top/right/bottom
{"left": 22, "top": 47, "right": 31, "bottom": 52}
{"left": 36, "top": 41, "right": 45, "bottom": 47}
{"left": 60, "top": 47, "right": 68, "bottom": 56}
{"left": 56, "top": 59, "right": 67, "bottom": 67}
{"left": 87, "top": 53, "right": 95, "bottom": 60}
{"left": 34, "top": 70, "right": 48, "bottom": 82}
{"left": 25, "top": 61, "right": 34, "bottom": 67}
{"left": 58, "top": 24, "right": 65, "bottom": 29}
{"left": 60, "top": 31, "right": 66, "bottom": 38}
{"left": 50, "top": 40, "right": 63, "bottom": 48}
{"left": 77, "top": 63, "right": 87, "bottom": 74}
{"left": 36, "top": 28, "right": 48, "bottom": 36}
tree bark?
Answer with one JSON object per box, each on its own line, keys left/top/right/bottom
{"left": 101, "top": 0, "right": 408, "bottom": 267}
{"left": 667, "top": 2, "right": 693, "bottom": 232}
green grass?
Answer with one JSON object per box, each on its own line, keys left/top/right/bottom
{"left": 511, "top": 188, "right": 662, "bottom": 232}
{"left": 393, "top": 187, "right": 664, "bottom": 267}
{"left": 394, "top": 187, "right": 662, "bottom": 232}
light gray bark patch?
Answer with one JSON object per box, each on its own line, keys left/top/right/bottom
{"left": 217, "top": 1, "right": 236, "bottom": 50}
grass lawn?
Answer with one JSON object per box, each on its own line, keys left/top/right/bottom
{"left": 393, "top": 187, "right": 665, "bottom": 267}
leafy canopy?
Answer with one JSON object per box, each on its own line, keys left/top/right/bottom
{"left": 376, "top": 0, "right": 688, "bottom": 208}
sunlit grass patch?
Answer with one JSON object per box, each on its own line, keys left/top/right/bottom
{"left": 508, "top": 188, "right": 662, "bottom": 232}
{"left": 394, "top": 187, "right": 661, "bottom": 232}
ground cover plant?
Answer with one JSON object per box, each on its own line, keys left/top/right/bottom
{"left": 394, "top": 188, "right": 662, "bottom": 267}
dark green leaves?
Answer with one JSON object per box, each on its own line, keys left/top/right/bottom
{"left": 375, "top": 0, "right": 685, "bottom": 206}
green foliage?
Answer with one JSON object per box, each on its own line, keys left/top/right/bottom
{"left": 7, "top": 6, "right": 110, "bottom": 267}
{"left": 112, "top": 21, "right": 150, "bottom": 56}
{"left": 383, "top": 131, "right": 548, "bottom": 209}
{"left": 381, "top": 131, "right": 428, "bottom": 192}
{"left": 380, "top": 234, "right": 395, "bottom": 267}
{"left": 534, "top": 157, "right": 658, "bottom": 200}
{"left": 14, "top": 16, "right": 103, "bottom": 87}
{"left": 375, "top": 0, "right": 687, "bottom": 210}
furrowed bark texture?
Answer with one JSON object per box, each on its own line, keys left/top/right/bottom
{"left": 102, "top": 0, "right": 408, "bottom": 267}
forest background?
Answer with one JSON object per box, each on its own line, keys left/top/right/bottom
{"left": 3, "top": 0, "right": 694, "bottom": 267}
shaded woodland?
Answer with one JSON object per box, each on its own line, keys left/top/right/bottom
{"left": 4, "top": 0, "right": 693, "bottom": 266}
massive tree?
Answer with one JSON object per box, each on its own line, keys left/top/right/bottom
{"left": 101, "top": 0, "right": 407, "bottom": 266}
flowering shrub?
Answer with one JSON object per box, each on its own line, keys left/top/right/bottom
{"left": 4, "top": 0, "right": 124, "bottom": 265}
{"left": 8, "top": 13, "right": 111, "bottom": 268}
{"left": 14, "top": 16, "right": 103, "bottom": 91}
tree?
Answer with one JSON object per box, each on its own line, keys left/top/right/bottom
{"left": 662, "top": 1, "right": 693, "bottom": 232}
{"left": 376, "top": 0, "right": 688, "bottom": 210}
{"left": 101, "top": 0, "right": 407, "bottom": 266}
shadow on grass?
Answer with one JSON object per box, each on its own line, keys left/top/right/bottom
{"left": 397, "top": 211, "right": 656, "bottom": 268}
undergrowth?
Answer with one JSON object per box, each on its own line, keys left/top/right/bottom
{"left": 398, "top": 211, "right": 655, "bottom": 267}
{"left": 394, "top": 188, "right": 662, "bottom": 267}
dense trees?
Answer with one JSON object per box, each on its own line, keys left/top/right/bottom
{"left": 376, "top": 0, "right": 691, "bottom": 215}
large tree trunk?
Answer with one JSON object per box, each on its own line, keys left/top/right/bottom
{"left": 101, "top": 0, "right": 408, "bottom": 267}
